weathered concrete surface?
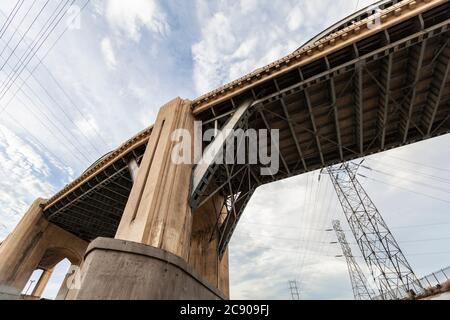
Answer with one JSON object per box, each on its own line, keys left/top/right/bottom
{"left": 0, "top": 199, "right": 88, "bottom": 297}
{"left": 115, "top": 98, "right": 194, "bottom": 261}
{"left": 67, "top": 238, "right": 227, "bottom": 300}
{"left": 189, "top": 193, "right": 230, "bottom": 298}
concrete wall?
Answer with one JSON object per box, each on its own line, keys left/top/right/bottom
{"left": 68, "top": 238, "right": 227, "bottom": 300}
{"left": 0, "top": 199, "right": 88, "bottom": 298}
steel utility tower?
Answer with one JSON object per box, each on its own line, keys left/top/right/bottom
{"left": 332, "top": 219, "right": 375, "bottom": 300}
{"left": 288, "top": 280, "right": 300, "bottom": 300}
{"left": 327, "top": 163, "right": 423, "bottom": 300}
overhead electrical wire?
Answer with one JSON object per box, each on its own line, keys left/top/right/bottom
{"left": 360, "top": 164, "right": 450, "bottom": 194}
{"left": 0, "top": 0, "right": 51, "bottom": 76}
{"left": 0, "top": 0, "right": 91, "bottom": 116}
{"left": 0, "top": 0, "right": 24, "bottom": 39}
{"left": 366, "top": 158, "right": 450, "bottom": 185}
{"left": 0, "top": 0, "right": 37, "bottom": 62}
{"left": 358, "top": 173, "right": 450, "bottom": 204}
{"left": 4, "top": 111, "right": 74, "bottom": 169}
{"left": 0, "top": 0, "right": 73, "bottom": 101}
{"left": 0, "top": 38, "right": 102, "bottom": 158}
{"left": 1, "top": 94, "right": 92, "bottom": 165}
{"left": 0, "top": 4, "right": 107, "bottom": 156}
{"left": 382, "top": 154, "right": 450, "bottom": 174}
{"left": 0, "top": 0, "right": 99, "bottom": 170}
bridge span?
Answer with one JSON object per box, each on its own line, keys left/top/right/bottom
{"left": 0, "top": 0, "right": 449, "bottom": 300}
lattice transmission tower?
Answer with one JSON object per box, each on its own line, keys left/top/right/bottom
{"left": 326, "top": 162, "right": 423, "bottom": 299}
{"left": 332, "top": 219, "right": 376, "bottom": 300}
{"left": 288, "top": 280, "right": 300, "bottom": 300}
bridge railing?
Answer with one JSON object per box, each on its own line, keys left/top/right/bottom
{"left": 419, "top": 267, "right": 450, "bottom": 290}
{"left": 373, "top": 267, "right": 450, "bottom": 300}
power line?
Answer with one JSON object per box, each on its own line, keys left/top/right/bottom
{"left": 4, "top": 111, "right": 73, "bottom": 170}
{"left": 0, "top": 0, "right": 24, "bottom": 39}
{"left": 0, "top": 0, "right": 51, "bottom": 76}
{"left": 240, "top": 219, "right": 450, "bottom": 231}
{"left": 0, "top": 0, "right": 91, "bottom": 116}
{"left": 3, "top": 75, "right": 95, "bottom": 163}
{"left": 366, "top": 159, "right": 450, "bottom": 185}
{"left": 360, "top": 165, "right": 450, "bottom": 194}
{"left": 40, "top": 63, "right": 111, "bottom": 147}
{"left": 359, "top": 174, "right": 450, "bottom": 204}
{"left": 0, "top": 0, "right": 73, "bottom": 101}
{"left": 0, "top": 5, "right": 108, "bottom": 154}
{"left": 0, "top": 0, "right": 37, "bottom": 63}
{"left": 0, "top": 0, "right": 98, "bottom": 165}
{"left": 382, "top": 154, "right": 450, "bottom": 174}
{"left": 328, "top": 163, "right": 423, "bottom": 299}
{"left": 240, "top": 232, "right": 450, "bottom": 244}
{"left": 0, "top": 38, "right": 103, "bottom": 158}
{"left": 0, "top": 94, "right": 92, "bottom": 165}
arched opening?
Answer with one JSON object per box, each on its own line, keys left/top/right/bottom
{"left": 21, "top": 247, "right": 83, "bottom": 300}
{"left": 21, "top": 269, "right": 43, "bottom": 297}
{"left": 40, "top": 259, "right": 71, "bottom": 300}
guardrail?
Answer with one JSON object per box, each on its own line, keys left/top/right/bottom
{"left": 373, "top": 267, "right": 450, "bottom": 300}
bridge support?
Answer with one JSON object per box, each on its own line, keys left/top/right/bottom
{"left": 0, "top": 199, "right": 88, "bottom": 299}
{"left": 31, "top": 267, "right": 54, "bottom": 298}
{"left": 68, "top": 97, "right": 229, "bottom": 300}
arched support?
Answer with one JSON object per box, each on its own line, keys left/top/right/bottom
{"left": 0, "top": 199, "right": 88, "bottom": 299}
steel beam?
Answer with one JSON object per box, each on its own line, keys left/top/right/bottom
{"left": 258, "top": 108, "right": 291, "bottom": 175}
{"left": 423, "top": 39, "right": 450, "bottom": 135}
{"left": 253, "top": 19, "right": 449, "bottom": 111}
{"left": 400, "top": 41, "right": 427, "bottom": 143}
{"left": 274, "top": 79, "right": 308, "bottom": 171}
{"left": 354, "top": 66, "right": 364, "bottom": 155}
{"left": 304, "top": 88, "right": 325, "bottom": 165}
{"left": 378, "top": 54, "right": 394, "bottom": 149}
{"left": 190, "top": 99, "right": 254, "bottom": 211}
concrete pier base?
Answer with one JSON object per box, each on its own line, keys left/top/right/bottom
{"left": 67, "top": 238, "right": 227, "bottom": 300}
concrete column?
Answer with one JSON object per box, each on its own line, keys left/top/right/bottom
{"left": 31, "top": 268, "right": 54, "bottom": 298}
{"left": 188, "top": 193, "right": 230, "bottom": 298}
{"left": 0, "top": 199, "right": 48, "bottom": 296}
{"left": 55, "top": 265, "right": 75, "bottom": 300}
{"left": 0, "top": 199, "right": 88, "bottom": 298}
{"left": 115, "top": 97, "right": 194, "bottom": 260}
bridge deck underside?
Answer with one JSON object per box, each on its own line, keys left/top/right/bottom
{"left": 43, "top": 144, "right": 146, "bottom": 241}
{"left": 43, "top": 2, "right": 450, "bottom": 251}
{"left": 195, "top": 2, "right": 450, "bottom": 255}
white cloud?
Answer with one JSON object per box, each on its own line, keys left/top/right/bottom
{"left": 287, "top": 6, "right": 303, "bottom": 31}
{"left": 100, "top": 37, "right": 117, "bottom": 70}
{"left": 190, "top": 0, "right": 379, "bottom": 95}
{"left": 105, "top": 0, "right": 170, "bottom": 41}
{"left": 1, "top": 0, "right": 449, "bottom": 300}
{"left": 0, "top": 125, "right": 72, "bottom": 240}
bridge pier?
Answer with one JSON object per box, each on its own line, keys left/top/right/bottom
{"left": 0, "top": 199, "right": 88, "bottom": 299}
{"left": 67, "top": 97, "right": 229, "bottom": 300}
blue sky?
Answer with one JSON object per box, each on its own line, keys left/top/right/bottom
{"left": 0, "top": 0, "right": 449, "bottom": 300}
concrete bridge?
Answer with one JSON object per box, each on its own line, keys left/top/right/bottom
{"left": 0, "top": 0, "right": 449, "bottom": 300}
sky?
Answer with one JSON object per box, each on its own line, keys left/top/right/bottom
{"left": 0, "top": 0, "right": 449, "bottom": 300}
